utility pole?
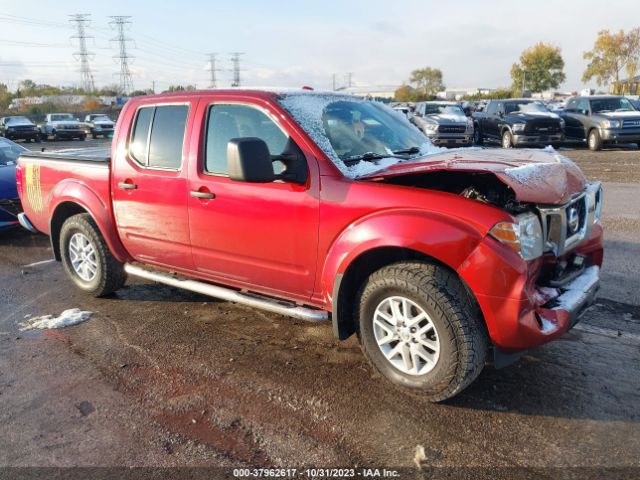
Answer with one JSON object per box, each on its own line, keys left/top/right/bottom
{"left": 151, "top": 80, "right": 156, "bottom": 93}
{"left": 109, "top": 16, "right": 135, "bottom": 95}
{"left": 207, "top": 53, "right": 218, "bottom": 88}
{"left": 230, "top": 52, "right": 245, "bottom": 87}
{"left": 69, "top": 14, "right": 95, "bottom": 92}
{"left": 345, "top": 72, "right": 354, "bottom": 88}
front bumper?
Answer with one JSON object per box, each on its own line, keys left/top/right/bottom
{"left": 54, "top": 129, "right": 85, "bottom": 138}
{"left": 428, "top": 134, "right": 473, "bottom": 146}
{"left": 600, "top": 127, "right": 640, "bottom": 144}
{"left": 458, "top": 223, "right": 603, "bottom": 352}
{"left": 5, "top": 130, "right": 38, "bottom": 140}
{"left": 513, "top": 133, "right": 564, "bottom": 146}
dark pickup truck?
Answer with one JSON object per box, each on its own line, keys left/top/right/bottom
{"left": 561, "top": 95, "right": 640, "bottom": 150}
{"left": 473, "top": 99, "right": 565, "bottom": 148}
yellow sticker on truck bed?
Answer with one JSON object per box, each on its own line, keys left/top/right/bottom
{"left": 25, "top": 163, "right": 43, "bottom": 213}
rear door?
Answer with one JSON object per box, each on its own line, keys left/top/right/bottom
{"left": 112, "top": 101, "right": 194, "bottom": 270}
{"left": 186, "top": 98, "right": 320, "bottom": 302}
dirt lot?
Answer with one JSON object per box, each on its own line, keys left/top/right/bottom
{"left": 0, "top": 142, "right": 638, "bottom": 478}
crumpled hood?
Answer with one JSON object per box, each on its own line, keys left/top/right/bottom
{"left": 358, "top": 148, "right": 586, "bottom": 205}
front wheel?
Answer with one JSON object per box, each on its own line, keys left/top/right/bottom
{"left": 588, "top": 129, "right": 602, "bottom": 151}
{"left": 356, "top": 261, "right": 488, "bottom": 402}
{"left": 60, "top": 213, "right": 126, "bottom": 297}
{"left": 501, "top": 130, "right": 514, "bottom": 148}
{"left": 473, "top": 124, "right": 483, "bottom": 145}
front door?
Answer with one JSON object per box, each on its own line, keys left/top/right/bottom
{"left": 112, "top": 102, "right": 194, "bottom": 270}
{"left": 187, "top": 100, "right": 320, "bottom": 302}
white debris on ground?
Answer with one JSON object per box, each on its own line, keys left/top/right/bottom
{"left": 414, "top": 445, "right": 427, "bottom": 470}
{"left": 19, "top": 308, "right": 93, "bottom": 331}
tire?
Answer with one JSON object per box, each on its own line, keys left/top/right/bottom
{"left": 473, "top": 124, "right": 483, "bottom": 145}
{"left": 501, "top": 129, "right": 513, "bottom": 148}
{"left": 355, "top": 261, "right": 488, "bottom": 402}
{"left": 588, "top": 129, "right": 602, "bottom": 151}
{"left": 60, "top": 213, "right": 126, "bottom": 297}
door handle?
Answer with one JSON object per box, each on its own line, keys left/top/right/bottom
{"left": 118, "top": 181, "right": 137, "bottom": 190}
{"left": 190, "top": 190, "right": 216, "bottom": 199}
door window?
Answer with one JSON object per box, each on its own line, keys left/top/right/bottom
{"left": 204, "top": 104, "right": 288, "bottom": 175}
{"left": 129, "top": 104, "right": 189, "bottom": 169}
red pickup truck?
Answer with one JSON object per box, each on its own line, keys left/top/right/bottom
{"left": 16, "top": 90, "right": 603, "bottom": 401}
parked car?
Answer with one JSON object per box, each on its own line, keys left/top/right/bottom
{"left": 82, "top": 114, "right": 115, "bottom": 139}
{"left": 472, "top": 99, "right": 565, "bottom": 148}
{"left": 38, "top": 113, "right": 86, "bottom": 141}
{"left": 0, "top": 116, "right": 39, "bottom": 142}
{"left": 411, "top": 101, "right": 473, "bottom": 147}
{"left": 561, "top": 95, "right": 640, "bottom": 150}
{"left": 0, "top": 137, "right": 27, "bottom": 231}
{"left": 16, "top": 89, "right": 603, "bottom": 401}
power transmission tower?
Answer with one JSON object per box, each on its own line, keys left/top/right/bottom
{"left": 69, "top": 14, "right": 95, "bottom": 92}
{"left": 109, "top": 16, "right": 135, "bottom": 95}
{"left": 230, "top": 52, "right": 245, "bottom": 87}
{"left": 207, "top": 53, "right": 218, "bottom": 88}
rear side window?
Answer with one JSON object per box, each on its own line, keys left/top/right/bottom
{"left": 129, "top": 107, "right": 153, "bottom": 164}
{"left": 129, "top": 104, "right": 189, "bottom": 169}
{"left": 205, "top": 104, "right": 288, "bottom": 175}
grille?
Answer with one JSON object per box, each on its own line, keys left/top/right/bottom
{"left": 538, "top": 192, "right": 592, "bottom": 256}
{"left": 622, "top": 119, "right": 640, "bottom": 128}
{"left": 438, "top": 125, "right": 466, "bottom": 134}
{"left": 12, "top": 126, "right": 35, "bottom": 131}
{"left": 525, "top": 119, "right": 561, "bottom": 134}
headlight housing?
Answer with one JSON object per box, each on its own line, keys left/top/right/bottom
{"left": 512, "top": 123, "right": 526, "bottom": 132}
{"left": 600, "top": 120, "right": 621, "bottom": 129}
{"left": 489, "top": 212, "right": 544, "bottom": 260}
{"left": 559, "top": 118, "right": 566, "bottom": 129}
{"left": 424, "top": 123, "right": 438, "bottom": 133}
{"left": 586, "top": 182, "right": 603, "bottom": 223}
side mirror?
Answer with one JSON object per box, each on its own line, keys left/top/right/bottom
{"left": 227, "top": 137, "right": 276, "bottom": 183}
{"left": 581, "top": 109, "right": 589, "bottom": 116}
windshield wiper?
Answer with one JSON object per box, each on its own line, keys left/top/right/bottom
{"left": 392, "top": 146, "right": 421, "bottom": 155}
{"left": 342, "top": 152, "right": 407, "bottom": 166}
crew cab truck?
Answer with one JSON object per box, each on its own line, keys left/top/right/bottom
{"left": 0, "top": 116, "right": 39, "bottom": 142}
{"left": 561, "top": 95, "right": 640, "bottom": 150}
{"left": 38, "top": 113, "right": 86, "bottom": 141}
{"left": 16, "top": 90, "right": 603, "bottom": 401}
{"left": 473, "top": 99, "right": 565, "bottom": 148}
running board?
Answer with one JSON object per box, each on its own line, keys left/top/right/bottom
{"left": 124, "top": 264, "right": 329, "bottom": 322}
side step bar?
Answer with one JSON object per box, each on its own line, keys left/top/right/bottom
{"left": 124, "top": 264, "right": 329, "bottom": 322}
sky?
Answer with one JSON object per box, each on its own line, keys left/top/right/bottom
{"left": 1, "top": 0, "right": 639, "bottom": 93}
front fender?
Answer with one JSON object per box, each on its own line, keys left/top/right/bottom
{"left": 48, "top": 179, "right": 130, "bottom": 262}
{"left": 321, "top": 208, "right": 486, "bottom": 304}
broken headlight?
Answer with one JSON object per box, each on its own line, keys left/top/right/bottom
{"left": 489, "top": 212, "right": 543, "bottom": 260}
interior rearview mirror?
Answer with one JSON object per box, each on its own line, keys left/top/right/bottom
{"left": 227, "top": 137, "right": 276, "bottom": 183}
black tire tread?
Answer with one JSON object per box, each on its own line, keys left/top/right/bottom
{"left": 356, "top": 261, "right": 488, "bottom": 402}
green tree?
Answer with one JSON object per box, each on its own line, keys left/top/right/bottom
{"left": 409, "top": 67, "right": 445, "bottom": 99}
{"left": 163, "top": 85, "right": 197, "bottom": 93}
{"left": 583, "top": 28, "right": 640, "bottom": 94}
{"left": 511, "top": 42, "right": 566, "bottom": 93}
{"left": 0, "top": 83, "right": 14, "bottom": 112}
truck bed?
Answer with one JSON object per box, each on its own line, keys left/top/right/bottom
{"left": 17, "top": 148, "right": 112, "bottom": 237}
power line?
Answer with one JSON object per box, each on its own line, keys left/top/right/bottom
{"left": 207, "top": 53, "right": 219, "bottom": 89}
{"left": 109, "top": 16, "right": 135, "bottom": 94}
{"left": 69, "top": 14, "right": 96, "bottom": 92}
{"left": 230, "top": 52, "right": 245, "bottom": 87}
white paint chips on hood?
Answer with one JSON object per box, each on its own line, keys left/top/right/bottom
{"left": 503, "top": 146, "right": 574, "bottom": 186}
{"left": 19, "top": 308, "right": 93, "bottom": 331}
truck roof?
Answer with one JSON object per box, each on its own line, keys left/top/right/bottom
{"left": 128, "top": 88, "right": 347, "bottom": 103}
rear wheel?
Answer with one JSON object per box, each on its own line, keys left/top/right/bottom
{"left": 60, "top": 213, "right": 126, "bottom": 297}
{"left": 501, "top": 129, "right": 513, "bottom": 148}
{"left": 588, "top": 129, "right": 602, "bottom": 151}
{"left": 355, "top": 261, "right": 488, "bottom": 402}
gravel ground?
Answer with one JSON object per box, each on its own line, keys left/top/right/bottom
{"left": 0, "top": 141, "right": 638, "bottom": 478}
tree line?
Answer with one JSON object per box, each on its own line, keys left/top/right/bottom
{"left": 395, "top": 27, "right": 640, "bottom": 101}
